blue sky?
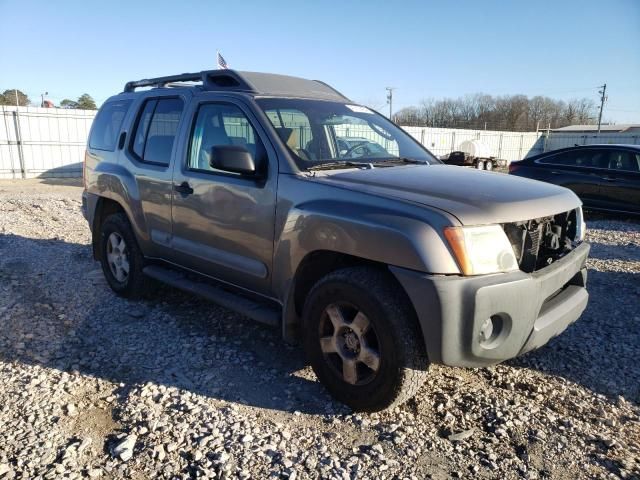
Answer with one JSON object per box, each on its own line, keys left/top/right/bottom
{"left": 1, "top": 0, "right": 638, "bottom": 123}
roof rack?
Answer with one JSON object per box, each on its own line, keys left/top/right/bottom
{"left": 123, "top": 70, "right": 253, "bottom": 93}
{"left": 123, "top": 70, "right": 350, "bottom": 102}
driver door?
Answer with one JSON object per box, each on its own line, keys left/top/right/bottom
{"left": 169, "top": 95, "right": 278, "bottom": 295}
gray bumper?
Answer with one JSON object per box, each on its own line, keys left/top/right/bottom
{"left": 391, "top": 242, "right": 590, "bottom": 367}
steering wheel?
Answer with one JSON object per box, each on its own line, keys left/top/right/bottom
{"left": 342, "top": 141, "right": 368, "bottom": 158}
{"left": 295, "top": 148, "right": 313, "bottom": 161}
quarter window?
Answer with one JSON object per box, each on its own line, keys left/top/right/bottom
{"left": 188, "top": 103, "right": 266, "bottom": 174}
{"left": 88, "top": 100, "right": 132, "bottom": 151}
{"left": 131, "top": 97, "right": 184, "bottom": 166}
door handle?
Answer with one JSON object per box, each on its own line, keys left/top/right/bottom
{"left": 550, "top": 170, "right": 562, "bottom": 175}
{"left": 174, "top": 181, "right": 194, "bottom": 195}
{"left": 600, "top": 176, "right": 616, "bottom": 182}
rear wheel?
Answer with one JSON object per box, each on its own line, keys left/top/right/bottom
{"left": 303, "top": 267, "right": 429, "bottom": 411}
{"left": 99, "top": 213, "right": 148, "bottom": 298}
{"left": 485, "top": 160, "right": 494, "bottom": 171}
{"left": 476, "top": 160, "right": 485, "bottom": 170}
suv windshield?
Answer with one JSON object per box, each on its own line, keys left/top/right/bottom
{"left": 256, "top": 98, "right": 438, "bottom": 169}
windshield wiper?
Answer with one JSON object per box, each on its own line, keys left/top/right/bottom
{"left": 307, "top": 161, "right": 374, "bottom": 171}
{"left": 373, "top": 157, "right": 429, "bottom": 165}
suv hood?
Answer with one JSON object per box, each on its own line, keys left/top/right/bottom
{"left": 309, "top": 164, "right": 581, "bottom": 225}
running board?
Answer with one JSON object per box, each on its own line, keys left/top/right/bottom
{"left": 143, "top": 265, "right": 280, "bottom": 327}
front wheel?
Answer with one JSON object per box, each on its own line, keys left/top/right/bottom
{"left": 476, "top": 160, "right": 485, "bottom": 170}
{"left": 303, "top": 267, "right": 429, "bottom": 411}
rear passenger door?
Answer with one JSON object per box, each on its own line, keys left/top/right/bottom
{"left": 598, "top": 149, "right": 640, "bottom": 213}
{"left": 121, "top": 93, "right": 189, "bottom": 259}
{"left": 169, "top": 95, "right": 277, "bottom": 295}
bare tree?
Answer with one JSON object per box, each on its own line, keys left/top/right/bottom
{"left": 395, "top": 93, "right": 597, "bottom": 131}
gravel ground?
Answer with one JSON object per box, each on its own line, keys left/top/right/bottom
{"left": 0, "top": 178, "right": 638, "bottom": 480}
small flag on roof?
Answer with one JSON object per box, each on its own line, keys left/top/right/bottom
{"left": 217, "top": 51, "right": 229, "bottom": 69}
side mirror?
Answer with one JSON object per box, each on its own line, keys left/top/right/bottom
{"left": 210, "top": 145, "right": 256, "bottom": 175}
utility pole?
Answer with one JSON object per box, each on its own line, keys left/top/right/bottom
{"left": 14, "top": 89, "right": 19, "bottom": 108}
{"left": 385, "top": 87, "right": 395, "bottom": 121}
{"left": 597, "top": 83, "right": 607, "bottom": 134}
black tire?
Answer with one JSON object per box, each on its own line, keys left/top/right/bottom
{"left": 99, "top": 212, "right": 148, "bottom": 299}
{"left": 303, "top": 266, "right": 429, "bottom": 412}
{"left": 485, "top": 160, "right": 494, "bottom": 171}
{"left": 475, "top": 160, "right": 485, "bottom": 170}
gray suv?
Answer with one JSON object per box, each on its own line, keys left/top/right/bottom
{"left": 82, "top": 70, "right": 590, "bottom": 411}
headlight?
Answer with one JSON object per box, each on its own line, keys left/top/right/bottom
{"left": 444, "top": 225, "right": 519, "bottom": 276}
{"left": 575, "top": 207, "right": 586, "bottom": 242}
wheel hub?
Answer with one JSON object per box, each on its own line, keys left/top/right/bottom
{"left": 343, "top": 329, "right": 360, "bottom": 352}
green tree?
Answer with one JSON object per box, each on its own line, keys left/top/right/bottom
{"left": 76, "top": 93, "right": 97, "bottom": 110}
{"left": 60, "top": 98, "right": 79, "bottom": 109}
{"left": 0, "top": 89, "right": 30, "bottom": 106}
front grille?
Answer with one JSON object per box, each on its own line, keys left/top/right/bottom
{"left": 503, "top": 209, "right": 579, "bottom": 273}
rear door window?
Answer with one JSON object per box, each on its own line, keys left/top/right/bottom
{"left": 130, "top": 97, "right": 184, "bottom": 166}
{"left": 88, "top": 100, "right": 132, "bottom": 151}
{"left": 607, "top": 150, "right": 640, "bottom": 172}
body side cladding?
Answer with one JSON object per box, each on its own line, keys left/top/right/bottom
{"left": 86, "top": 162, "right": 147, "bottom": 255}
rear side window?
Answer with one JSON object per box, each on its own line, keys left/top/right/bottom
{"left": 608, "top": 150, "right": 640, "bottom": 172}
{"left": 88, "top": 100, "right": 132, "bottom": 151}
{"left": 131, "top": 97, "right": 184, "bottom": 166}
{"left": 541, "top": 150, "right": 607, "bottom": 168}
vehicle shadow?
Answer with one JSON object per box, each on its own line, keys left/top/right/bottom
{"left": 1, "top": 232, "right": 638, "bottom": 415}
{"left": 0, "top": 233, "right": 340, "bottom": 416}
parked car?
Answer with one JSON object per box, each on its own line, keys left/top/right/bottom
{"left": 509, "top": 145, "right": 640, "bottom": 214}
{"left": 82, "top": 69, "right": 590, "bottom": 411}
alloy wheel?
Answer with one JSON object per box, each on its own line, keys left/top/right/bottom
{"left": 318, "top": 303, "right": 381, "bottom": 385}
{"left": 106, "top": 232, "right": 130, "bottom": 283}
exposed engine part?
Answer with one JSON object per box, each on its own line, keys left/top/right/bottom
{"left": 503, "top": 209, "right": 579, "bottom": 273}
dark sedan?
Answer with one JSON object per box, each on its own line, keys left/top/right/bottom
{"left": 509, "top": 144, "right": 640, "bottom": 214}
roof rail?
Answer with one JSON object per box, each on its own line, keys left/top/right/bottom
{"left": 123, "top": 70, "right": 255, "bottom": 93}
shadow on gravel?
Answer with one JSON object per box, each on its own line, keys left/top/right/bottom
{"left": 1, "top": 230, "right": 638, "bottom": 414}
{"left": 509, "top": 267, "right": 640, "bottom": 406}
{"left": 0, "top": 233, "right": 337, "bottom": 416}
{"left": 587, "top": 242, "right": 639, "bottom": 263}
{"left": 38, "top": 177, "right": 83, "bottom": 188}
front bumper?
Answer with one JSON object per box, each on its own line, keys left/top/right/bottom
{"left": 391, "top": 242, "right": 590, "bottom": 367}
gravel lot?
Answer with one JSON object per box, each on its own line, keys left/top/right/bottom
{"left": 0, "top": 179, "right": 638, "bottom": 480}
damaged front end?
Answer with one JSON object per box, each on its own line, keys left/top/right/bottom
{"left": 503, "top": 208, "right": 585, "bottom": 273}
